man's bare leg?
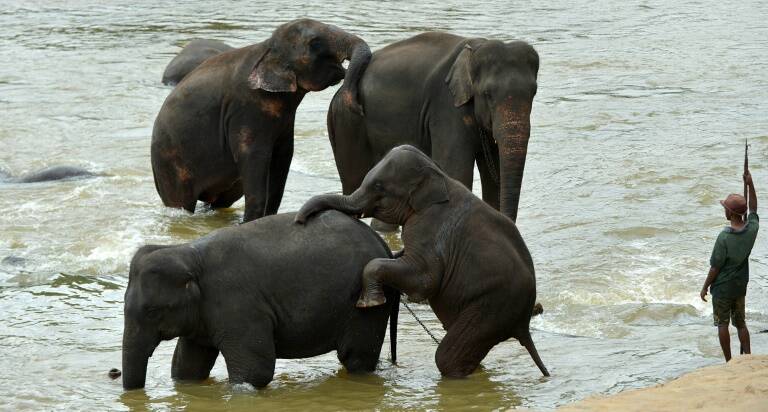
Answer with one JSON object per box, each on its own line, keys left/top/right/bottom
{"left": 718, "top": 325, "right": 732, "bottom": 362}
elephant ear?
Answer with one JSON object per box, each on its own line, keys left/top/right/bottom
{"left": 445, "top": 44, "right": 474, "bottom": 107}
{"left": 139, "top": 246, "right": 201, "bottom": 306}
{"left": 409, "top": 166, "right": 449, "bottom": 212}
{"left": 247, "top": 48, "right": 297, "bottom": 93}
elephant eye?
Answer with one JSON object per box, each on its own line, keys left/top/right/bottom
{"left": 374, "top": 182, "right": 384, "bottom": 191}
{"left": 309, "top": 37, "right": 324, "bottom": 53}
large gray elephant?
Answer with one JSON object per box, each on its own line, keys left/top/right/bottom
{"left": 161, "top": 39, "right": 234, "bottom": 86}
{"left": 296, "top": 145, "right": 548, "bottom": 378}
{"left": 327, "top": 32, "right": 539, "bottom": 224}
{"left": 122, "top": 211, "right": 399, "bottom": 390}
{"left": 151, "top": 19, "right": 370, "bottom": 222}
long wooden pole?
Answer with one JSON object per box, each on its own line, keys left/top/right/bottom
{"left": 741, "top": 139, "right": 749, "bottom": 355}
{"left": 744, "top": 139, "right": 749, "bottom": 203}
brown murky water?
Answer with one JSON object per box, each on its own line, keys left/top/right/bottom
{"left": 1, "top": 1, "right": 767, "bottom": 410}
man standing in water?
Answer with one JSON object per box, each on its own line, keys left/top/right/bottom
{"left": 700, "top": 170, "right": 758, "bottom": 362}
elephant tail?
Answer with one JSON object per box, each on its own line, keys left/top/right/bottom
{"left": 389, "top": 292, "right": 400, "bottom": 364}
{"left": 519, "top": 330, "right": 549, "bottom": 377}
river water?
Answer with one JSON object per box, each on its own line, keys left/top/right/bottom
{"left": 1, "top": 1, "right": 767, "bottom": 410}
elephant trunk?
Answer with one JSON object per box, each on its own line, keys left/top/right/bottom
{"left": 495, "top": 101, "right": 532, "bottom": 222}
{"left": 121, "top": 327, "right": 157, "bottom": 390}
{"left": 295, "top": 193, "right": 365, "bottom": 224}
{"left": 332, "top": 29, "right": 371, "bottom": 113}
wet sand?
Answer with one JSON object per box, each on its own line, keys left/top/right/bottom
{"left": 559, "top": 355, "right": 768, "bottom": 412}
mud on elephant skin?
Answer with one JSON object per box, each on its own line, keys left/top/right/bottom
{"left": 161, "top": 39, "right": 234, "bottom": 86}
{"left": 327, "top": 32, "right": 538, "bottom": 225}
{"left": 151, "top": 18, "right": 371, "bottom": 222}
{"left": 0, "top": 165, "right": 98, "bottom": 183}
{"left": 121, "top": 211, "right": 399, "bottom": 390}
{"left": 296, "top": 145, "right": 548, "bottom": 378}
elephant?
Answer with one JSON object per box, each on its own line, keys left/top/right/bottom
{"left": 296, "top": 145, "right": 548, "bottom": 378}
{"left": 327, "top": 32, "right": 539, "bottom": 226}
{"left": 151, "top": 18, "right": 371, "bottom": 222}
{"left": 161, "top": 39, "right": 234, "bottom": 86}
{"left": 121, "top": 210, "right": 399, "bottom": 390}
{"left": 0, "top": 165, "right": 97, "bottom": 183}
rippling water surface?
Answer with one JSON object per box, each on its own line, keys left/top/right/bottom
{"left": 1, "top": 1, "right": 767, "bottom": 410}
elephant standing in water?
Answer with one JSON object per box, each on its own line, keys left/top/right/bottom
{"left": 151, "top": 19, "right": 370, "bottom": 222}
{"left": 122, "top": 211, "right": 399, "bottom": 390}
{"left": 327, "top": 32, "right": 539, "bottom": 224}
{"left": 296, "top": 146, "right": 548, "bottom": 378}
{"left": 161, "top": 39, "right": 234, "bottom": 86}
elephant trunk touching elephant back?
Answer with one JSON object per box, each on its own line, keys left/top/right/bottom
{"left": 494, "top": 100, "right": 532, "bottom": 222}
{"left": 296, "top": 193, "right": 365, "bottom": 223}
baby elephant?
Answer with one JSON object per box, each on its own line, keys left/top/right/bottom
{"left": 296, "top": 145, "right": 548, "bottom": 378}
{"left": 122, "top": 211, "right": 399, "bottom": 390}
{"left": 161, "top": 39, "right": 234, "bottom": 86}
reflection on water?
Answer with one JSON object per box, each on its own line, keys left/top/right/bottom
{"left": 0, "top": 0, "right": 767, "bottom": 410}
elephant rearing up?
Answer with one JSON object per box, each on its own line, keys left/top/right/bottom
{"left": 296, "top": 145, "right": 549, "bottom": 379}
{"left": 151, "top": 19, "right": 370, "bottom": 222}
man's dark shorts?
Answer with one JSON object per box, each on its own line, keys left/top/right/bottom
{"left": 712, "top": 295, "right": 746, "bottom": 328}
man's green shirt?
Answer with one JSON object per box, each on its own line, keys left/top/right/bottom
{"left": 709, "top": 213, "right": 759, "bottom": 298}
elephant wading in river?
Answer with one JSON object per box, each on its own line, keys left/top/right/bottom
{"left": 296, "top": 145, "right": 548, "bottom": 378}
{"left": 151, "top": 19, "right": 370, "bottom": 222}
{"left": 328, "top": 32, "right": 539, "bottom": 225}
{"left": 0, "top": 165, "right": 96, "bottom": 183}
{"left": 122, "top": 211, "right": 399, "bottom": 390}
{"left": 162, "top": 39, "right": 234, "bottom": 86}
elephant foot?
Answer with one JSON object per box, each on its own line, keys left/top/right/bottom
{"left": 371, "top": 219, "right": 399, "bottom": 233}
{"left": 356, "top": 286, "right": 387, "bottom": 308}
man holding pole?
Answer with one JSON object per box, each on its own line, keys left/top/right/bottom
{"left": 700, "top": 144, "right": 758, "bottom": 362}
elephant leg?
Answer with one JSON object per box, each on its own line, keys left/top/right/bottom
{"left": 337, "top": 306, "right": 389, "bottom": 373}
{"left": 264, "top": 137, "right": 294, "bottom": 216}
{"left": 328, "top": 95, "right": 375, "bottom": 196}
{"left": 429, "top": 123, "right": 476, "bottom": 191}
{"left": 153, "top": 166, "right": 198, "bottom": 213}
{"left": 210, "top": 180, "right": 243, "bottom": 209}
{"left": 171, "top": 337, "right": 219, "bottom": 381}
{"left": 476, "top": 141, "right": 500, "bottom": 211}
{"left": 358, "top": 257, "right": 433, "bottom": 308}
{"left": 239, "top": 150, "right": 272, "bottom": 222}
{"left": 435, "top": 307, "right": 498, "bottom": 377}
{"left": 220, "top": 321, "right": 276, "bottom": 388}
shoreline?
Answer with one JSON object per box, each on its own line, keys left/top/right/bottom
{"left": 557, "top": 355, "right": 768, "bottom": 411}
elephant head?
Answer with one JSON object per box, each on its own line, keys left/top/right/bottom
{"left": 122, "top": 245, "right": 202, "bottom": 390}
{"left": 445, "top": 40, "right": 539, "bottom": 221}
{"left": 296, "top": 145, "right": 449, "bottom": 226}
{"left": 249, "top": 18, "right": 371, "bottom": 114}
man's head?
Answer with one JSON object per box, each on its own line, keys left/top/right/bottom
{"left": 720, "top": 193, "right": 747, "bottom": 221}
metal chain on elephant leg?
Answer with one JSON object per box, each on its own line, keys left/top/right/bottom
{"left": 479, "top": 127, "right": 500, "bottom": 186}
{"left": 402, "top": 300, "right": 442, "bottom": 345}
